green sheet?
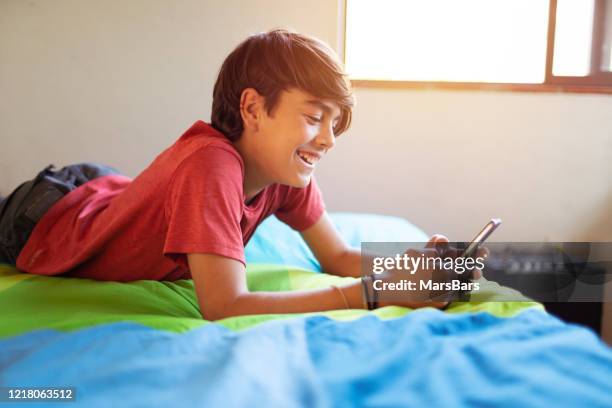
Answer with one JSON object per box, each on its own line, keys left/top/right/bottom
{"left": 0, "top": 263, "right": 542, "bottom": 339}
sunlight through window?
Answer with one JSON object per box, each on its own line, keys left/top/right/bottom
{"left": 345, "top": 0, "right": 550, "bottom": 83}
{"left": 552, "top": 0, "right": 595, "bottom": 76}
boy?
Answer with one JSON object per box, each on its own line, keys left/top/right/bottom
{"left": 0, "top": 29, "right": 455, "bottom": 320}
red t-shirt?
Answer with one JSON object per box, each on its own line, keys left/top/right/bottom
{"left": 16, "top": 121, "right": 325, "bottom": 281}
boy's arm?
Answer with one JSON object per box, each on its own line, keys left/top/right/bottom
{"left": 187, "top": 252, "right": 365, "bottom": 320}
{"left": 299, "top": 212, "right": 362, "bottom": 278}
{"left": 188, "top": 213, "right": 454, "bottom": 320}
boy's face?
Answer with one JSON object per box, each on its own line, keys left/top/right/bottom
{"left": 250, "top": 88, "right": 341, "bottom": 188}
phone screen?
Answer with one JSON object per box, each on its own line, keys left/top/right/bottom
{"left": 461, "top": 218, "right": 502, "bottom": 258}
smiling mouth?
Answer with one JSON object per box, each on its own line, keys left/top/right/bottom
{"left": 296, "top": 150, "right": 319, "bottom": 167}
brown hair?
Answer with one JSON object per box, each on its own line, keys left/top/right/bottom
{"left": 211, "top": 29, "right": 355, "bottom": 141}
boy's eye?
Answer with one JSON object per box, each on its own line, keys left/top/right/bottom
{"left": 305, "top": 114, "right": 322, "bottom": 124}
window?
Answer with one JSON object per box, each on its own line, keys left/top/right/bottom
{"left": 344, "top": 0, "right": 612, "bottom": 93}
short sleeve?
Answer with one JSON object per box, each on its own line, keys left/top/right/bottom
{"left": 275, "top": 176, "right": 325, "bottom": 231}
{"left": 163, "top": 146, "right": 246, "bottom": 267}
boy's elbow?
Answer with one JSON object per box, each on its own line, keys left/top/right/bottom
{"left": 198, "top": 302, "right": 233, "bottom": 321}
{"left": 198, "top": 297, "right": 246, "bottom": 321}
{"left": 200, "top": 310, "right": 226, "bottom": 321}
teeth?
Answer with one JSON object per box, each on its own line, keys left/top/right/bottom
{"left": 297, "top": 151, "right": 316, "bottom": 165}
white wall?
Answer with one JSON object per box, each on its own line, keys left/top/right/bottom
{"left": 1, "top": 0, "right": 611, "bottom": 243}
{"left": 317, "top": 88, "right": 612, "bottom": 241}
{"left": 0, "top": 0, "right": 340, "bottom": 190}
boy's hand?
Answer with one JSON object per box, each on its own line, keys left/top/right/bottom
{"left": 425, "top": 234, "right": 489, "bottom": 280}
{"left": 374, "top": 233, "right": 488, "bottom": 309}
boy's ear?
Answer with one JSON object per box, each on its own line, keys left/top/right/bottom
{"left": 239, "top": 88, "right": 263, "bottom": 132}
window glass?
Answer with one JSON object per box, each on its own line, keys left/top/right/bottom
{"left": 552, "top": 0, "right": 595, "bottom": 77}
{"left": 345, "top": 0, "right": 550, "bottom": 83}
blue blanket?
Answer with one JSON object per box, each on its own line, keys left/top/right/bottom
{"left": 2, "top": 309, "right": 611, "bottom": 407}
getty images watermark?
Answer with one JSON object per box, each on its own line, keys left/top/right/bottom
{"left": 361, "top": 242, "right": 612, "bottom": 303}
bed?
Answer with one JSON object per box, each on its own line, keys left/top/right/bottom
{"left": 1, "top": 213, "right": 611, "bottom": 407}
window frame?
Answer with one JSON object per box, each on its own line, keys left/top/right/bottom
{"left": 343, "top": 0, "right": 612, "bottom": 94}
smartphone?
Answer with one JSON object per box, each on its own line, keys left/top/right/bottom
{"left": 461, "top": 218, "right": 502, "bottom": 258}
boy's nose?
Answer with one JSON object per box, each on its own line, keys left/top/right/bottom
{"left": 315, "top": 124, "right": 335, "bottom": 150}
